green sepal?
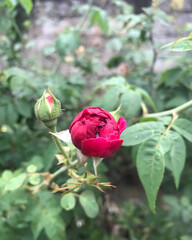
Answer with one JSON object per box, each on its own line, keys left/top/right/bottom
{"left": 34, "top": 89, "right": 61, "bottom": 129}
{"left": 110, "top": 105, "right": 122, "bottom": 121}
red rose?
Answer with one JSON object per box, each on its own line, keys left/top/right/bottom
{"left": 69, "top": 107, "right": 126, "bottom": 158}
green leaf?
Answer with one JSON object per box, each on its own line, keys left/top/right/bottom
{"left": 26, "top": 155, "right": 44, "bottom": 171}
{"left": 159, "top": 134, "right": 172, "bottom": 154}
{"left": 43, "top": 45, "right": 55, "bottom": 56}
{"left": 7, "top": 102, "right": 18, "bottom": 125}
{"left": 161, "top": 67, "right": 184, "bottom": 87}
{"left": 15, "top": 100, "right": 32, "bottom": 118}
{"left": 120, "top": 88, "right": 141, "bottom": 119}
{"left": 165, "top": 131, "right": 186, "bottom": 188}
{"left": 4, "top": 0, "right": 17, "bottom": 9}
{"left": 60, "top": 193, "right": 76, "bottom": 211}
{"left": 172, "top": 118, "right": 192, "bottom": 142}
{"left": 99, "top": 76, "right": 126, "bottom": 87}
{"left": 136, "top": 134, "right": 165, "bottom": 212}
{"left": 106, "top": 38, "right": 123, "bottom": 51}
{"left": 137, "top": 88, "right": 156, "bottom": 111}
{"left": 27, "top": 164, "right": 37, "bottom": 173}
{"left": 182, "top": 75, "right": 192, "bottom": 90}
{"left": 0, "top": 106, "right": 6, "bottom": 126}
{"left": 55, "top": 30, "right": 80, "bottom": 57}
{"left": 90, "top": 8, "right": 109, "bottom": 34}
{"left": 6, "top": 173, "right": 27, "bottom": 191}
{"left": 121, "top": 122, "right": 165, "bottom": 146}
{"left": 30, "top": 191, "right": 65, "bottom": 240}
{"left": 19, "top": 0, "right": 33, "bottom": 14}
{"left": 164, "top": 151, "right": 172, "bottom": 171}
{"left": 44, "top": 217, "right": 66, "bottom": 240}
{"left": 158, "top": 116, "right": 172, "bottom": 125}
{"left": 2, "top": 170, "right": 13, "bottom": 181}
{"left": 28, "top": 173, "right": 41, "bottom": 186}
{"left": 5, "top": 67, "right": 26, "bottom": 78}
{"left": 99, "top": 85, "right": 123, "bottom": 111}
{"left": 43, "top": 142, "right": 58, "bottom": 171}
{"left": 5, "top": 68, "right": 37, "bottom": 98}
{"left": 161, "top": 35, "right": 192, "bottom": 52}
{"left": 31, "top": 206, "right": 45, "bottom": 239}
{"left": 79, "top": 190, "right": 99, "bottom": 218}
{"left": 165, "top": 95, "right": 188, "bottom": 109}
{"left": 98, "top": 10, "right": 109, "bottom": 34}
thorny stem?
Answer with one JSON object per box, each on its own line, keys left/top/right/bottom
{"left": 51, "top": 159, "right": 78, "bottom": 179}
{"left": 142, "top": 100, "right": 192, "bottom": 119}
{"left": 32, "top": 159, "right": 78, "bottom": 192}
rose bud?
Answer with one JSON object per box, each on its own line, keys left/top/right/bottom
{"left": 35, "top": 89, "right": 61, "bottom": 129}
{"left": 69, "top": 107, "right": 126, "bottom": 158}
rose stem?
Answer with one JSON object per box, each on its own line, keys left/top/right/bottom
{"left": 49, "top": 126, "right": 69, "bottom": 164}
{"left": 34, "top": 159, "right": 78, "bottom": 190}
{"left": 142, "top": 100, "right": 192, "bottom": 119}
{"left": 51, "top": 159, "right": 78, "bottom": 179}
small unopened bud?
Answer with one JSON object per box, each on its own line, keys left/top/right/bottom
{"left": 35, "top": 89, "right": 61, "bottom": 129}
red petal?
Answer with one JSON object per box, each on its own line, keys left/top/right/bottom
{"left": 81, "top": 137, "right": 123, "bottom": 158}
{"left": 69, "top": 107, "right": 117, "bottom": 132}
{"left": 99, "top": 122, "right": 116, "bottom": 138}
{"left": 69, "top": 110, "right": 84, "bottom": 132}
{"left": 118, "top": 117, "right": 126, "bottom": 134}
{"left": 70, "top": 122, "right": 87, "bottom": 149}
{"left": 45, "top": 94, "right": 54, "bottom": 112}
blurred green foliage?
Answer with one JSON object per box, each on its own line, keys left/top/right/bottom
{"left": 0, "top": 0, "right": 192, "bottom": 239}
{"left": 0, "top": 0, "right": 33, "bottom": 64}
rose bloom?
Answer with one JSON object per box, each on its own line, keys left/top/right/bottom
{"left": 69, "top": 107, "right": 126, "bottom": 158}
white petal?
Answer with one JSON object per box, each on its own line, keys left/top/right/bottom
{"left": 50, "top": 130, "right": 72, "bottom": 143}
{"left": 77, "top": 149, "right": 89, "bottom": 166}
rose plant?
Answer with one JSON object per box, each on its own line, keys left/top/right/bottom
{"left": 69, "top": 107, "right": 126, "bottom": 158}
{"left": 1, "top": 1, "right": 192, "bottom": 239}
{"left": 34, "top": 91, "right": 126, "bottom": 194}
{"left": 33, "top": 89, "right": 192, "bottom": 214}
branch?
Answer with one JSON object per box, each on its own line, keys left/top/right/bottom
{"left": 162, "top": 112, "right": 178, "bottom": 136}
{"left": 142, "top": 100, "right": 192, "bottom": 119}
{"left": 51, "top": 159, "right": 78, "bottom": 180}
{"left": 50, "top": 126, "right": 69, "bottom": 163}
{"left": 31, "top": 159, "right": 79, "bottom": 193}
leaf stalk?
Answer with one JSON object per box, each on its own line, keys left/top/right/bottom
{"left": 142, "top": 100, "right": 192, "bottom": 119}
